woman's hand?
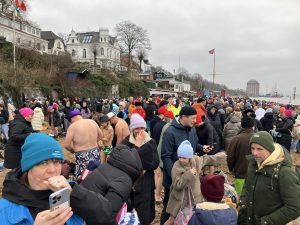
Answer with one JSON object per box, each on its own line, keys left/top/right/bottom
{"left": 44, "top": 175, "right": 72, "bottom": 192}
{"left": 34, "top": 207, "right": 73, "bottom": 225}
{"left": 135, "top": 130, "right": 146, "bottom": 147}
{"left": 189, "top": 168, "right": 197, "bottom": 175}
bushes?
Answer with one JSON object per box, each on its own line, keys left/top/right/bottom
{"left": 119, "top": 78, "right": 149, "bottom": 98}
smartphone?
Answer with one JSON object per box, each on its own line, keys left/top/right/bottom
{"left": 49, "top": 188, "right": 71, "bottom": 211}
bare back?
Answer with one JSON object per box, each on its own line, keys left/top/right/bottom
{"left": 65, "top": 119, "right": 102, "bottom": 152}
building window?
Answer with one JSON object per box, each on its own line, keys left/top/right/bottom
{"left": 100, "top": 37, "right": 102, "bottom": 42}
{"left": 57, "top": 42, "right": 61, "bottom": 49}
{"left": 110, "top": 49, "right": 112, "bottom": 58}
{"left": 27, "top": 26, "right": 31, "bottom": 33}
{"left": 22, "top": 25, "right": 26, "bottom": 30}
{"left": 36, "top": 43, "right": 41, "bottom": 50}
{"left": 104, "top": 37, "right": 106, "bottom": 42}
{"left": 72, "top": 49, "right": 76, "bottom": 56}
{"left": 72, "top": 39, "right": 74, "bottom": 43}
{"left": 107, "top": 48, "right": 109, "bottom": 56}
{"left": 43, "top": 45, "right": 45, "bottom": 51}
{"left": 28, "top": 40, "right": 31, "bottom": 47}
{"left": 82, "top": 35, "right": 93, "bottom": 43}
{"left": 17, "top": 38, "right": 20, "bottom": 44}
{"left": 101, "top": 48, "right": 104, "bottom": 55}
{"left": 83, "top": 49, "right": 86, "bottom": 58}
{"left": 32, "top": 29, "right": 35, "bottom": 35}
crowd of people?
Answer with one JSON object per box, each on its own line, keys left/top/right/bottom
{"left": 0, "top": 94, "right": 300, "bottom": 225}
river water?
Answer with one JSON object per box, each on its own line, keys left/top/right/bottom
{"left": 253, "top": 96, "right": 300, "bottom": 105}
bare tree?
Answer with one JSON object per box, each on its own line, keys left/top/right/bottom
{"left": 114, "top": 21, "right": 151, "bottom": 75}
{"left": 136, "top": 48, "right": 148, "bottom": 72}
{"left": 90, "top": 43, "right": 99, "bottom": 66}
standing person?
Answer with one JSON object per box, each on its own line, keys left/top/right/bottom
{"left": 48, "top": 104, "right": 60, "bottom": 138}
{"left": 102, "top": 100, "right": 111, "bottom": 115}
{"left": 7, "top": 98, "right": 16, "bottom": 122}
{"left": 260, "top": 108, "right": 275, "bottom": 132}
{"left": 0, "top": 102, "right": 9, "bottom": 142}
{"left": 64, "top": 109, "right": 103, "bottom": 178}
{"left": 107, "top": 112, "right": 130, "bottom": 146}
{"left": 160, "top": 106, "right": 211, "bottom": 225}
{"left": 150, "top": 101, "right": 168, "bottom": 137}
{"left": 117, "top": 101, "right": 128, "bottom": 120}
{"left": 223, "top": 111, "right": 242, "bottom": 151}
{"left": 31, "top": 102, "right": 44, "bottom": 132}
{"left": 0, "top": 133, "right": 84, "bottom": 225}
{"left": 4, "top": 107, "right": 33, "bottom": 169}
{"left": 164, "top": 141, "right": 226, "bottom": 225}
{"left": 188, "top": 174, "right": 237, "bottom": 225}
{"left": 227, "top": 116, "right": 255, "bottom": 195}
{"left": 63, "top": 99, "right": 72, "bottom": 132}
{"left": 145, "top": 97, "right": 158, "bottom": 133}
{"left": 80, "top": 100, "right": 92, "bottom": 119}
{"left": 238, "top": 131, "right": 300, "bottom": 225}
{"left": 99, "top": 115, "right": 114, "bottom": 163}
{"left": 206, "top": 105, "right": 223, "bottom": 149}
{"left": 255, "top": 103, "right": 266, "bottom": 121}
{"left": 122, "top": 113, "right": 159, "bottom": 225}
{"left": 132, "top": 101, "right": 146, "bottom": 120}
{"left": 128, "top": 97, "right": 136, "bottom": 116}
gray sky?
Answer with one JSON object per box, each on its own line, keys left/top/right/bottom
{"left": 28, "top": 0, "right": 300, "bottom": 95}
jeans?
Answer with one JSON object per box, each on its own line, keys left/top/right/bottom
{"left": 0, "top": 123, "right": 9, "bottom": 140}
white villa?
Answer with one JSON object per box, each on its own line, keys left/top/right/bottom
{"left": 65, "top": 28, "right": 121, "bottom": 70}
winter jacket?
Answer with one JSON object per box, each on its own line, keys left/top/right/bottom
{"left": 152, "top": 120, "right": 166, "bottom": 145}
{"left": 80, "top": 108, "right": 92, "bottom": 119}
{"left": 161, "top": 118, "right": 204, "bottom": 189}
{"left": 192, "top": 103, "right": 206, "bottom": 119}
{"left": 49, "top": 110, "right": 61, "bottom": 127}
{"left": 0, "top": 168, "right": 83, "bottom": 225}
{"left": 122, "top": 134, "right": 159, "bottom": 225}
{"left": 260, "top": 112, "right": 275, "bottom": 132}
{"left": 227, "top": 128, "right": 255, "bottom": 178}
{"left": 0, "top": 108, "right": 9, "bottom": 124}
{"left": 157, "top": 123, "right": 171, "bottom": 168}
{"left": 4, "top": 114, "right": 33, "bottom": 169}
{"left": 223, "top": 115, "right": 242, "bottom": 151}
{"left": 166, "top": 153, "right": 226, "bottom": 217}
{"left": 188, "top": 202, "right": 237, "bottom": 225}
{"left": 31, "top": 107, "right": 44, "bottom": 131}
{"left": 195, "top": 123, "right": 219, "bottom": 155}
{"left": 71, "top": 145, "right": 143, "bottom": 225}
{"left": 206, "top": 107, "right": 223, "bottom": 148}
{"left": 150, "top": 116, "right": 161, "bottom": 137}
{"left": 238, "top": 144, "right": 300, "bottom": 225}
{"left": 145, "top": 101, "right": 157, "bottom": 121}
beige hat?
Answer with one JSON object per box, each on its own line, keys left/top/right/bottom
{"left": 107, "top": 112, "right": 116, "bottom": 120}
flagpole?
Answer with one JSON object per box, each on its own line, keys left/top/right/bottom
{"left": 13, "top": 6, "right": 17, "bottom": 85}
{"left": 212, "top": 50, "right": 216, "bottom": 95}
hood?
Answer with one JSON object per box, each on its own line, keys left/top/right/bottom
{"left": 264, "top": 112, "right": 274, "bottom": 119}
{"left": 34, "top": 107, "right": 43, "bottom": 113}
{"left": 13, "top": 113, "right": 31, "bottom": 125}
{"left": 2, "top": 168, "right": 51, "bottom": 217}
{"left": 107, "top": 145, "right": 143, "bottom": 182}
{"left": 230, "top": 115, "right": 241, "bottom": 123}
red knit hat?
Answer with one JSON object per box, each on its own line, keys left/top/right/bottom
{"left": 201, "top": 174, "right": 225, "bottom": 202}
{"left": 158, "top": 106, "right": 167, "bottom": 115}
{"left": 164, "top": 110, "right": 174, "bottom": 119}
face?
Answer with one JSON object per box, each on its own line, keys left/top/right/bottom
{"left": 181, "top": 115, "right": 197, "bottom": 127}
{"left": 251, "top": 143, "right": 271, "bottom": 163}
{"left": 133, "top": 127, "right": 145, "bottom": 138}
{"left": 25, "top": 114, "right": 33, "bottom": 122}
{"left": 28, "top": 159, "right": 62, "bottom": 190}
{"left": 210, "top": 107, "right": 216, "bottom": 114}
{"left": 82, "top": 102, "right": 87, "bottom": 107}
{"left": 129, "top": 97, "right": 134, "bottom": 103}
{"left": 119, "top": 104, "right": 124, "bottom": 110}
{"left": 101, "top": 121, "right": 109, "bottom": 127}
{"left": 168, "top": 97, "right": 173, "bottom": 105}
{"left": 178, "top": 157, "right": 190, "bottom": 166}
{"left": 66, "top": 101, "right": 70, "bottom": 107}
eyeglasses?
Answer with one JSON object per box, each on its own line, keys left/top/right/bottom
{"left": 37, "top": 159, "right": 63, "bottom": 168}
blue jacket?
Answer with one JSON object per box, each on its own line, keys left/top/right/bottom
{"left": 161, "top": 118, "right": 203, "bottom": 188}
{"left": 0, "top": 199, "right": 84, "bottom": 225}
{"left": 188, "top": 205, "right": 237, "bottom": 225}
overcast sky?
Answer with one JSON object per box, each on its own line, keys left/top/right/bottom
{"left": 28, "top": 0, "right": 300, "bottom": 95}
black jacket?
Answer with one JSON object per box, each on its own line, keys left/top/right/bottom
{"left": 260, "top": 112, "right": 275, "bottom": 132}
{"left": 145, "top": 101, "right": 157, "bottom": 121}
{"left": 122, "top": 137, "right": 159, "bottom": 224}
{"left": 150, "top": 116, "right": 161, "bottom": 137}
{"left": 0, "top": 109, "right": 9, "bottom": 124}
{"left": 196, "top": 122, "right": 219, "bottom": 154}
{"left": 152, "top": 120, "right": 166, "bottom": 145}
{"left": 4, "top": 114, "right": 33, "bottom": 169}
{"left": 71, "top": 145, "right": 143, "bottom": 225}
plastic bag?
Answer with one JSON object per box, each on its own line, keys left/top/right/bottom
{"left": 174, "top": 187, "right": 195, "bottom": 225}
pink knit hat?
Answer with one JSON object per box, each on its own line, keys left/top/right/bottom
{"left": 19, "top": 107, "right": 33, "bottom": 118}
{"left": 284, "top": 109, "right": 293, "bottom": 118}
{"left": 129, "top": 113, "right": 146, "bottom": 131}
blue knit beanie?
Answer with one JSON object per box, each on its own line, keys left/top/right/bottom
{"left": 21, "top": 133, "right": 64, "bottom": 172}
{"left": 177, "top": 140, "right": 194, "bottom": 158}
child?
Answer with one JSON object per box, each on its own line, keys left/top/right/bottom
{"left": 99, "top": 115, "right": 114, "bottom": 163}
{"left": 188, "top": 174, "right": 237, "bottom": 225}
{"left": 164, "top": 140, "right": 226, "bottom": 225}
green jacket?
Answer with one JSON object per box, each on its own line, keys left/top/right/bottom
{"left": 238, "top": 144, "right": 300, "bottom": 225}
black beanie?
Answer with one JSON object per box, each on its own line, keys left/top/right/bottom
{"left": 159, "top": 100, "right": 168, "bottom": 108}
{"left": 179, "top": 106, "right": 197, "bottom": 116}
{"left": 241, "top": 116, "right": 255, "bottom": 128}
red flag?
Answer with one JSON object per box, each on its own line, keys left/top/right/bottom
{"left": 16, "top": 0, "right": 27, "bottom": 12}
{"left": 208, "top": 48, "right": 215, "bottom": 54}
